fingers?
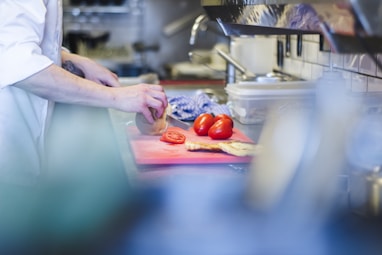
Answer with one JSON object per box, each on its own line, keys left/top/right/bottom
{"left": 113, "top": 83, "right": 168, "bottom": 123}
{"left": 148, "top": 87, "right": 168, "bottom": 118}
{"left": 143, "top": 96, "right": 166, "bottom": 121}
{"left": 141, "top": 107, "right": 155, "bottom": 124}
{"left": 101, "top": 74, "right": 120, "bottom": 87}
{"left": 147, "top": 84, "right": 167, "bottom": 103}
{"left": 107, "top": 72, "right": 120, "bottom": 87}
{"left": 111, "top": 72, "right": 119, "bottom": 80}
{"left": 84, "top": 62, "right": 120, "bottom": 87}
{"left": 151, "top": 89, "right": 168, "bottom": 111}
{"left": 141, "top": 84, "right": 168, "bottom": 121}
{"left": 93, "top": 70, "right": 120, "bottom": 87}
{"left": 147, "top": 84, "right": 164, "bottom": 91}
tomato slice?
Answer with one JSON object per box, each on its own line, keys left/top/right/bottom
{"left": 160, "top": 130, "right": 186, "bottom": 144}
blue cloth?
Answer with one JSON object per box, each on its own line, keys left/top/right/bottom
{"left": 168, "top": 93, "right": 231, "bottom": 121}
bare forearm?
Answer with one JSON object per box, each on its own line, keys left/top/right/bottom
{"left": 14, "top": 64, "right": 116, "bottom": 108}
{"left": 13, "top": 63, "right": 168, "bottom": 123}
{"left": 61, "top": 50, "right": 119, "bottom": 87}
{"left": 61, "top": 50, "right": 87, "bottom": 71}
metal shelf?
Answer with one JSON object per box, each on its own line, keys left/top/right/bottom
{"left": 64, "top": 6, "right": 130, "bottom": 15}
{"left": 201, "top": 0, "right": 338, "bottom": 5}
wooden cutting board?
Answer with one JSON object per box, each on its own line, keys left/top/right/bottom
{"left": 126, "top": 125, "right": 255, "bottom": 165}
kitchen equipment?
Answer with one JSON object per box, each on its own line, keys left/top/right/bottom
{"left": 226, "top": 81, "right": 315, "bottom": 124}
{"left": 65, "top": 30, "right": 110, "bottom": 54}
{"left": 277, "top": 39, "right": 284, "bottom": 68}
{"left": 119, "top": 73, "right": 159, "bottom": 85}
{"left": 70, "top": 0, "right": 84, "bottom": 5}
{"left": 297, "top": 34, "right": 303, "bottom": 57}
{"left": 188, "top": 50, "right": 212, "bottom": 65}
{"left": 230, "top": 36, "right": 276, "bottom": 75}
{"left": 347, "top": 113, "right": 382, "bottom": 216}
{"left": 163, "top": 10, "right": 203, "bottom": 37}
{"left": 189, "top": 14, "right": 209, "bottom": 46}
{"left": 167, "top": 115, "right": 190, "bottom": 130}
{"left": 285, "top": 35, "right": 291, "bottom": 57}
{"left": 126, "top": 126, "right": 254, "bottom": 165}
{"left": 215, "top": 45, "right": 294, "bottom": 83}
{"left": 202, "top": 0, "right": 382, "bottom": 54}
{"left": 365, "top": 168, "right": 382, "bottom": 216}
{"left": 215, "top": 47, "right": 255, "bottom": 81}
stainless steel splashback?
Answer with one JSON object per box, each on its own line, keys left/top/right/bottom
{"left": 202, "top": 0, "right": 382, "bottom": 53}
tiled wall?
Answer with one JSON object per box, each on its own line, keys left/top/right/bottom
{"left": 274, "top": 34, "right": 382, "bottom": 93}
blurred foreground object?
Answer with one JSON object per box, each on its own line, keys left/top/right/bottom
{"left": 247, "top": 71, "right": 361, "bottom": 254}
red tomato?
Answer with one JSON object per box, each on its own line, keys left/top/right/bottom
{"left": 208, "top": 119, "right": 233, "bottom": 140}
{"left": 213, "top": 114, "right": 234, "bottom": 128}
{"left": 193, "top": 113, "right": 215, "bottom": 136}
{"left": 160, "top": 130, "right": 186, "bottom": 144}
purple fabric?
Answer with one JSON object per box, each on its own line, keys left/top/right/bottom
{"left": 168, "top": 93, "right": 231, "bottom": 121}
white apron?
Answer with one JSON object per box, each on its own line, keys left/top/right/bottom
{"left": 0, "top": 0, "right": 62, "bottom": 185}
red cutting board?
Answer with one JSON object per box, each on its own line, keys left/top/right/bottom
{"left": 126, "top": 125, "right": 255, "bottom": 165}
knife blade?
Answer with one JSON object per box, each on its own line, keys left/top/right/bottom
{"left": 167, "top": 115, "right": 190, "bottom": 130}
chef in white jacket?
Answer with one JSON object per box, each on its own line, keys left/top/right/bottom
{"left": 0, "top": 0, "right": 167, "bottom": 185}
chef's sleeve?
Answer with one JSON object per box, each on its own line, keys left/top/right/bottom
{"left": 0, "top": 1, "right": 54, "bottom": 88}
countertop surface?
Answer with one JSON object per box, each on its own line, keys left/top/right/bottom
{"left": 47, "top": 94, "right": 379, "bottom": 255}
{"left": 109, "top": 78, "right": 265, "bottom": 185}
{"left": 108, "top": 107, "right": 264, "bottom": 185}
{"left": 108, "top": 106, "right": 373, "bottom": 255}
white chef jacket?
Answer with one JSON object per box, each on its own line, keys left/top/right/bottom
{"left": 0, "top": 0, "right": 62, "bottom": 185}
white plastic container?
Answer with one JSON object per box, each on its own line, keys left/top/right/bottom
{"left": 225, "top": 81, "right": 316, "bottom": 124}
{"left": 230, "top": 36, "right": 276, "bottom": 74}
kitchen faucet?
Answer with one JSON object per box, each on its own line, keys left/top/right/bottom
{"left": 189, "top": 14, "right": 209, "bottom": 46}
{"left": 189, "top": 14, "right": 236, "bottom": 83}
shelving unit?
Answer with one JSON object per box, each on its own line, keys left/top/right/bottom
{"left": 63, "top": 0, "right": 142, "bottom": 15}
{"left": 63, "top": 0, "right": 146, "bottom": 76}
{"left": 64, "top": 6, "right": 131, "bottom": 15}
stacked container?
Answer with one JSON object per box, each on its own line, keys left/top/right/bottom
{"left": 225, "top": 81, "right": 316, "bottom": 124}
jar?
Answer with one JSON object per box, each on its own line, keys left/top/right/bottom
{"left": 347, "top": 113, "right": 382, "bottom": 216}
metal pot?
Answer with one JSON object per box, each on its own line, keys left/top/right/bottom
{"left": 366, "top": 167, "right": 382, "bottom": 216}
{"left": 347, "top": 113, "right": 382, "bottom": 216}
{"left": 349, "top": 167, "right": 382, "bottom": 217}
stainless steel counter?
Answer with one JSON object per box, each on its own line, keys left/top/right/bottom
{"left": 106, "top": 80, "right": 382, "bottom": 255}
{"left": 108, "top": 104, "right": 379, "bottom": 255}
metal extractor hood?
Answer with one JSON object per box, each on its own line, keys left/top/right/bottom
{"left": 201, "top": 0, "right": 382, "bottom": 53}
